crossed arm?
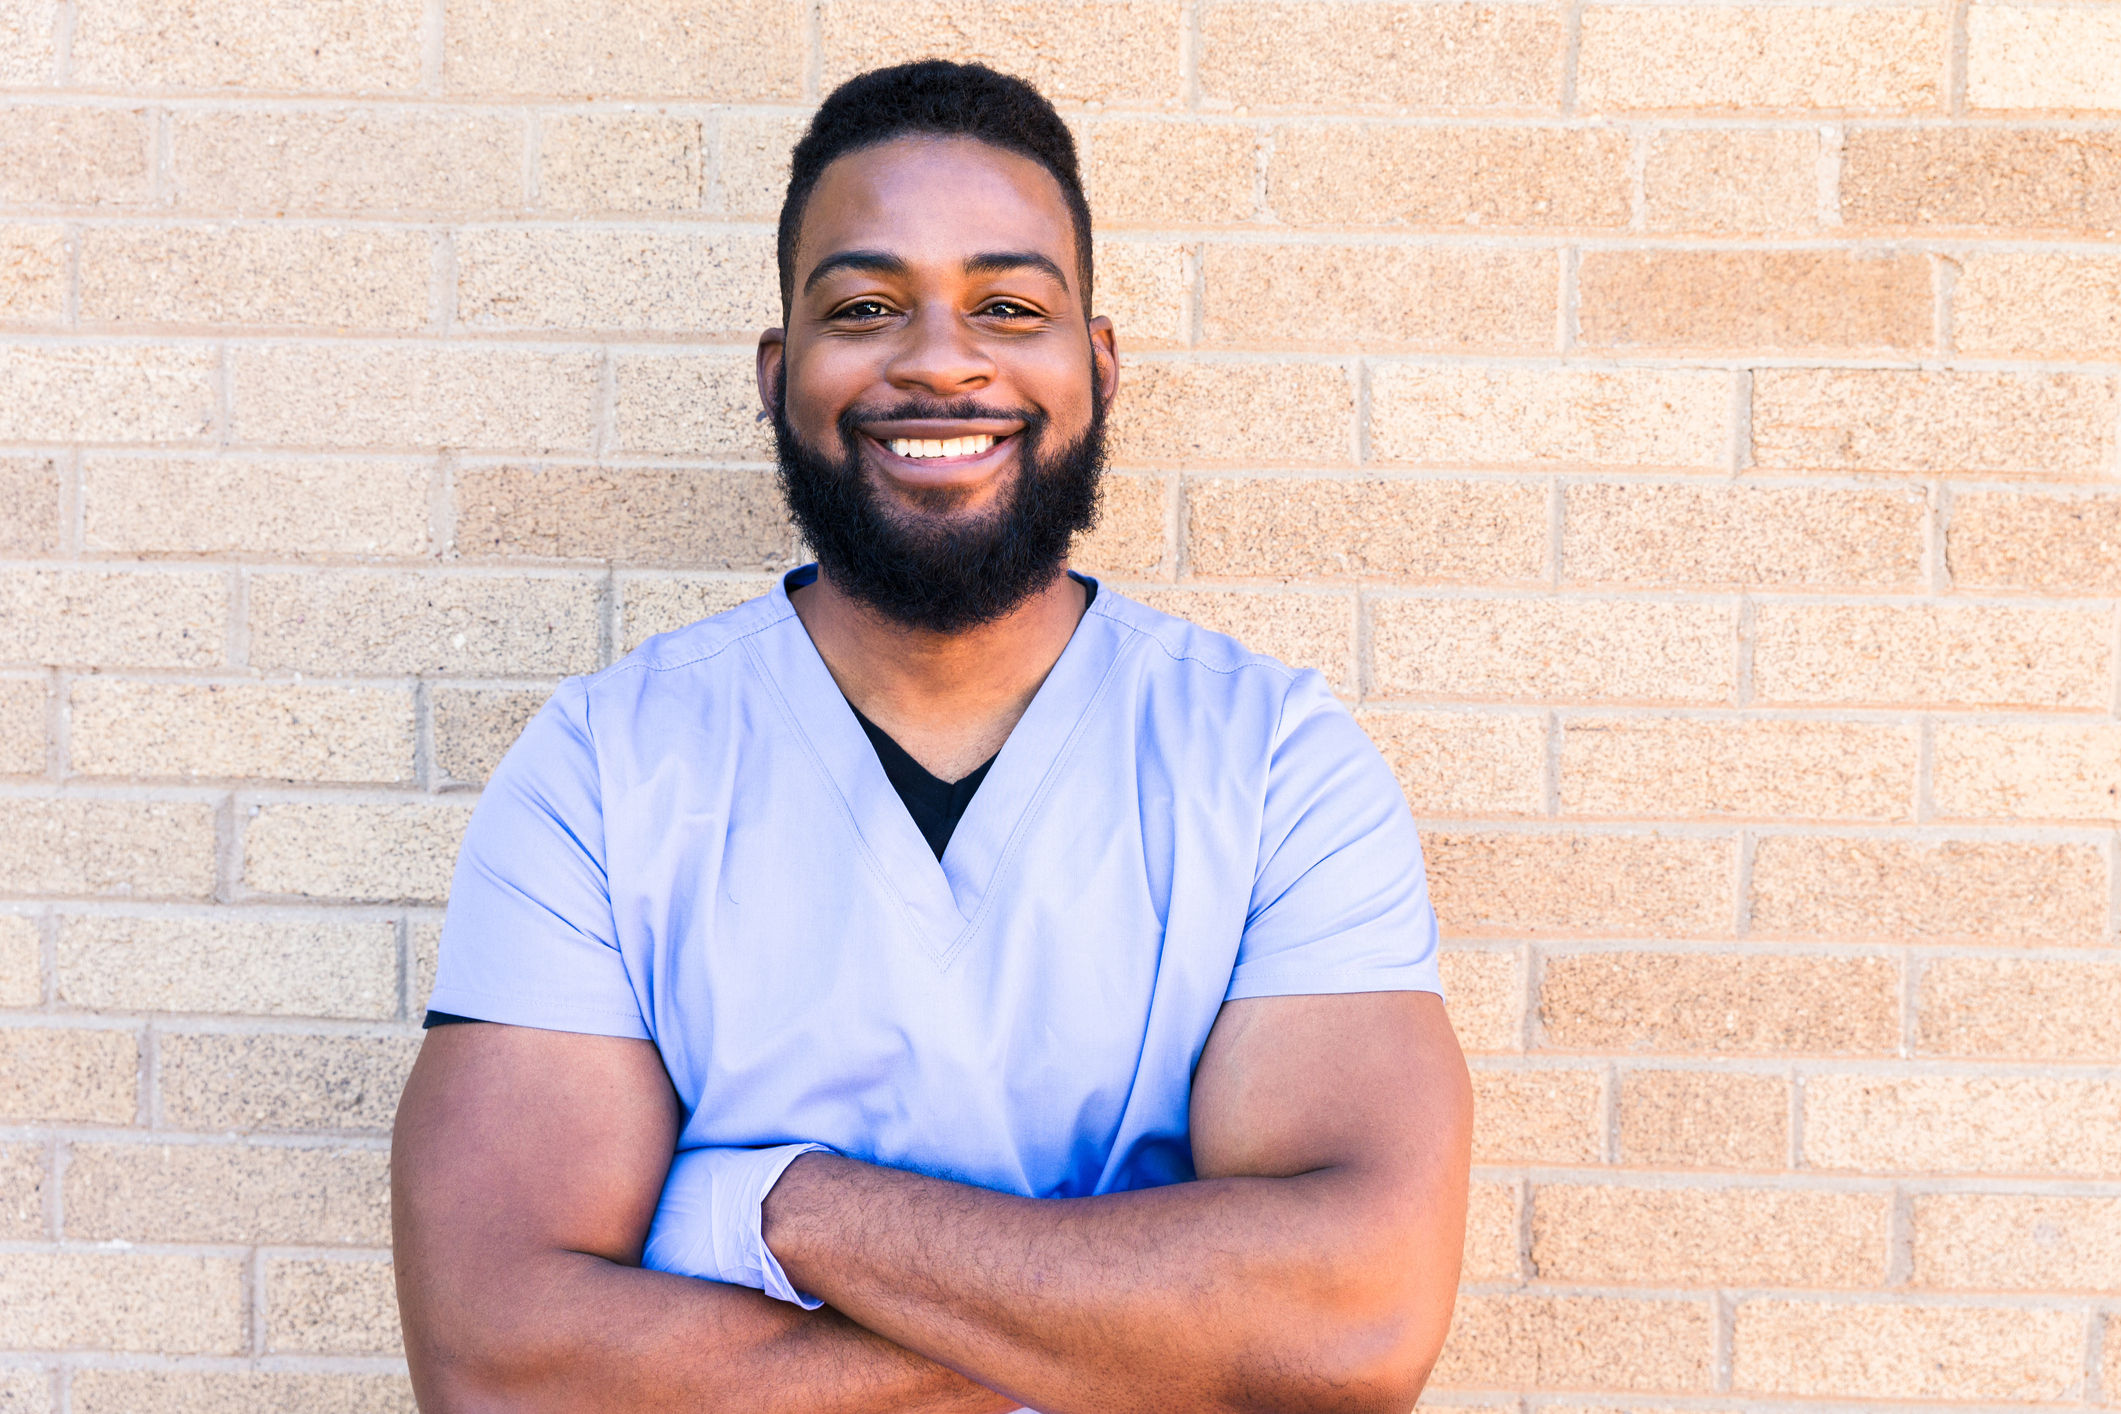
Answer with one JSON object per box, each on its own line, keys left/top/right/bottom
{"left": 392, "top": 990, "right": 1472, "bottom": 1414}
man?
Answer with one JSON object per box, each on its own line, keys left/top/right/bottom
{"left": 393, "top": 60, "right": 1471, "bottom": 1414}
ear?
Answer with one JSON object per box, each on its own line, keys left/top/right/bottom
{"left": 756, "top": 328, "right": 787, "bottom": 418}
{"left": 1087, "top": 314, "right": 1119, "bottom": 407}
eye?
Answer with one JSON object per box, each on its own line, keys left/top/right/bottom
{"left": 980, "top": 300, "right": 1042, "bottom": 320}
{"left": 831, "top": 299, "right": 896, "bottom": 321}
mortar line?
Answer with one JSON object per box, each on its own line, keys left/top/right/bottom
{"left": 249, "top": 1246, "right": 270, "bottom": 1356}
{"left": 1518, "top": 942, "right": 1539, "bottom": 1052}
{"left": 1787, "top": 1066, "right": 1806, "bottom": 1170}
{"left": 413, "top": 679, "right": 435, "bottom": 793}
{"left": 1947, "top": 0, "right": 1972, "bottom": 118}
{"left": 595, "top": 348, "right": 618, "bottom": 459}
{"left": 1560, "top": 0, "right": 1584, "bottom": 115}
{"left": 2088, "top": 1309, "right": 2107, "bottom": 1407}
{"left": 1161, "top": 471, "right": 1184, "bottom": 583}
{"left": 62, "top": 221, "right": 80, "bottom": 331}
{"left": 215, "top": 341, "right": 232, "bottom": 448}
{"left": 1734, "top": 827, "right": 1757, "bottom": 941}
{"left": 1886, "top": 1182, "right": 1916, "bottom": 1286}
{"left": 1915, "top": 713, "right": 1935, "bottom": 824}
{"left": 1515, "top": 1174, "right": 1535, "bottom": 1282}
{"left": 1713, "top": 1289, "right": 1734, "bottom": 1392}
{"left": 1928, "top": 479, "right": 1950, "bottom": 596}
{"left": 48, "top": 1135, "right": 67, "bottom": 1240}
{"left": 1543, "top": 708, "right": 1562, "bottom": 818}
{"left": 1899, "top": 949, "right": 1922, "bottom": 1059}
{"left": 139, "top": 1019, "right": 159, "bottom": 1129}
{"left": 1352, "top": 357, "right": 1371, "bottom": 466}
{"left": 1601, "top": 1060, "right": 1620, "bottom": 1164}
{"left": 430, "top": 450, "right": 455, "bottom": 562}
{"left": 215, "top": 791, "right": 243, "bottom": 906}
{"left": 1933, "top": 251, "right": 1957, "bottom": 359}
{"left": 38, "top": 907, "right": 58, "bottom": 1010}
{"left": 420, "top": 0, "right": 446, "bottom": 94}
{"left": 396, "top": 914, "right": 411, "bottom": 1023}
{"left": 1817, "top": 123, "right": 1844, "bottom": 228}
{"left": 45, "top": 667, "right": 66, "bottom": 784}
{"left": 50, "top": 0, "right": 76, "bottom": 83}
{"left": 152, "top": 107, "right": 173, "bottom": 207}
{"left": 428, "top": 229, "right": 457, "bottom": 335}
{"left": 1557, "top": 247, "right": 1580, "bottom": 354}
{"left": 1728, "top": 368, "right": 1752, "bottom": 476}
{"left": 1627, "top": 122, "right": 1649, "bottom": 232}
{"left": 1180, "top": 0, "right": 1201, "bottom": 112}
{"left": 1546, "top": 476, "right": 1565, "bottom": 588}
{"left": 803, "top": 0, "right": 823, "bottom": 104}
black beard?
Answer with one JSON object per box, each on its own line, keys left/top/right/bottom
{"left": 771, "top": 379, "right": 1107, "bottom": 635}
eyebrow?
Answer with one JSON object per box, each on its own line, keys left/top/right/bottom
{"left": 801, "top": 249, "right": 1072, "bottom": 296}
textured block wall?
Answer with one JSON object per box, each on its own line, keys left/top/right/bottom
{"left": 2, "top": 0, "right": 2119, "bottom": 1409}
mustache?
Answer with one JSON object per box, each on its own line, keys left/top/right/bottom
{"left": 838, "top": 397, "right": 1043, "bottom": 435}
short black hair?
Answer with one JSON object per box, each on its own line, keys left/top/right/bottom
{"left": 777, "top": 61, "right": 1094, "bottom": 320}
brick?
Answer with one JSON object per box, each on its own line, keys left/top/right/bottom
{"left": 70, "top": 0, "right": 421, "bottom": 91}
{"left": 247, "top": 570, "right": 602, "bottom": 676}
{"left": 70, "top": 681, "right": 414, "bottom": 783}
{"left": 79, "top": 224, "right": 429, "bottom": 330}
{"left": 1752, "top": 367, "right": 2118, "bottom": 477}
{"left": 1429, "top": 832, "right": 1733, "bottom": 939}
{"left": 454, "top": 463, "right": 796, "bottom": 568}
{"left": 1912, "top": 1194, "right": 2121, "bottom": 1292}
{"left": 0, "top": 222, "right": 66, "bottom": 324}
{"left": 0, "top": 1142, "right": 41, "bottom": 1237}
{"left": 231, "top": 344, "right": 598, "bottom": 452}
{"left": 1109, "top": 360, "right": 1352, "bottom": 466}
{"left": 0, "top": 677, "right": 41, "bottom": 774}
{"left": 83, "top": 453, "right": 433, "bottom": 558}
{"left": 0, "top": 344, "right": 217, "bottom": 443}
{"left": 1372, "top": 597, "right": 1735, "bottom": 704}
{"left": 1842, "top": 128, "right": 2121, "bottom": 235}
{"left": 410, "top": 917, "right": 440, "bottom": 1014}
{"left": 1753, "top": 603, "right": 2112, "bottom": 710}
{"left": 0, "top": 1252, "right": 241, "bottom": 1352}
{"left": 0, "top": 568, "right": 226, "bottom": 668}
{"left": 538, "top": 113, "right": 702, "bottom": 212}
{"left": 1805, "top": 1074, "right": 2121, "bottom": 1176}
{"left": 1618, "top": 1069, "right": 1788, "bottom": 1169}
{"left": 1751, "top": 835, "right": 2105, "bottom": 945}
{"left": 1560, "top": 716, "right": 1916, "bottom": 821}
{"left": 1092, "top": 240, "right": 1186, "bottom": 348}
{"left": 1534, "top": 1184, "right": 1889, "bottom": 1287}
{"left": 72, "top": 1372, "right": 413, "bottom": 1414}
{"left": 1935, "top": 722, "right": 2121, "bottom": 822}
{"left": 1644, "top": 128, "right": 1820, "bottom": 233}
{"left": 1198, "top": 2, "right": 1561, "bottom": 110}
{"left": 612, "top": 351, "right": 775, "bottom": 460}
{"left": 245, "top": 801, "right": 472, "bottom": 904}
{"left": 0, "top": 1028, "right": 135, "bottom": 1123}
{"left": 1203, "top": 245, "right": 1556, "bottom": 353}
{"left": 1268, "top": 125, "right": 1630, "bottom": 228}
{"left": 1578, "top": 250, "right": 1931, "bottom": 355}
{"left": 160, "top": 1033, "right": 418, "bottom": 1133}
{"left": 1439, "top": 948, "right": 1524, "bottom": 1054}
{"left": 172, "top": 109, "right": 524, "bottom": 215}
{"left": 1564, "top": 482, "right": 1925, "bottom": 592}
{"left": 1372, "top": 365, "right": 1728, "bottom": 471}
{"left": 449, "top": 0, "right": 802, "bottom": 99}
{"left": 1918, "top": 957, "right": 2121, "bottom": 1062}
{"left": 59, "top": 914, "right": 397, "bottom": 1019}
{"left": 1968, "top": 2, "right": 2121, "bottom": 113}
{"left": 0, "top": 107, "right": 152, "bottom": 206}
{"left": 432, "top": 686, "right": 549, "bottom": 786}
{"left": 0, "top": 800, "right": 215, "bottom": 899}
{"left": 716, "top": 111, "right": 808, "bottom": 218}
{"left": 1955, "top": 253, "right": 2121, "bottom": 361}
{"left": 1069, "top": 472, "right": 1168, "bottom": 580}
{"left": 1578, "top": 5, "right": 1944, "bottom": 112}
{"left": 0, "top": 914, "right": 37, "bottom": 1005}
{"left": 66, "top": 1141, "right": 390, "bottom": 1243}
{"left": 1950, "top": 492, "right": 2121, "bottom": 595}
{"left": 1134, "top": 590, "right": 1350, "bottom": 683}
{"left": 268, "top": 1258, "right": 402, "bottom": 1353}
{"left": 1357, "top": 709, "right": 1546, "bottom": 818}
{"left": 1086, "top": 120, "right": 1255, "bottom": 225}
{"left": 457, "top": 229, "right": 775, "bottom": 335}
{"left": 0, "top": 0, "right": 55, "bottom": 83}
{"left": 1540, "top": 951, "right": 1898, "bottom": 1055}
{"left": 1469, "top": 1067, "right": 1602, "bottom": 1164}
{"left": 620, "top": 576, "right": 775, "bottom": 652}
{"left": 0, "top": 456, "right": 57, "bottom": 554}
{"left": 1432, "top": 1294, "right": 1712, "bottom": 1392}
{"left": 819, "top": 1, "right": 1182, "bottom": 107}
{"left": 1462, "top": 1180, "right": 1521, "bottom": 1282}
{"left": 1188, "top": 476, "right": 1546, "bottom": 585}
{"left": 1732, "top": 1299, "right": 2082, "bottom": 1401}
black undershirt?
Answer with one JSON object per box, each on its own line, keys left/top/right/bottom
{"left": 422, "top": 577, "right": 1098, "bottom": 1030}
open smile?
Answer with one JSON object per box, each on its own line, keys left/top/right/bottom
{"left": 858, "top": 418, "right": 1025, "bottom": 482}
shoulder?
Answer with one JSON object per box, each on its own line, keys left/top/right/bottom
{"left": 1088, "top": 588, "right": 1340, "bottom": 739}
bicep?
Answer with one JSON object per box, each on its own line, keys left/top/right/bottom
{"left": 1189, "top": 991, "right": 1471, "bottom": 1192}
{"left": 393, "top": 1023, "right": 680, "bottom": 1303}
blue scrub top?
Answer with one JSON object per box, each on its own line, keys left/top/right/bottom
{"left": 431, "top": 567, "right": 1443, "bottom": 1303}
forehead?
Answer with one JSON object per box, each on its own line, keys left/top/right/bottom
{"left": 796, "top": 136, "right": 1078, "bottom": 289}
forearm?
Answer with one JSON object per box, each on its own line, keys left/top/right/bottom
{"left": 402, "top": 1244, "right": 1018, "bottom": 1414}
{"left": 763, "top": 1155, "right": 1454, "bottom": 1414}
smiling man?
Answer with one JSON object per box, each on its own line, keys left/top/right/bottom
{"left": 392, "top": 61, "right": 1471, "bottom": 1414}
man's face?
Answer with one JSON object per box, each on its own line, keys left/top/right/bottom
{"left": 760, "top": 135, "right": 1119, "bottom": 633}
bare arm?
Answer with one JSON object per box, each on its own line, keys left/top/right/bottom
{"left": 762, "top": 990, "right": 1474, "bottom": 1414}
{"left": 392, "top": 1023, "right": 1019, "bottom": 1414}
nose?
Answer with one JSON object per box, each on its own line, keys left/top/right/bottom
{"left": 884, "top": 303, "right": 994, "bottom": 396}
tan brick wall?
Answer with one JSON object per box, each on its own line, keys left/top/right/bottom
{"left": 1, "top": 1, "right": 2116, "bottom": 1408}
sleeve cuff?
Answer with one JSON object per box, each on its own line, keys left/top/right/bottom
{"left": 642, "top": 1142, "right": 835, "bottom": 1308}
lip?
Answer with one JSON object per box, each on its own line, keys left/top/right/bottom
{"left": 858, "top": 422, "right": 1023, "bottom": 489}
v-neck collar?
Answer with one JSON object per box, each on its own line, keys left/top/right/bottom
{"left": 742, "top": 565, "right": 1128, "bottom": 969}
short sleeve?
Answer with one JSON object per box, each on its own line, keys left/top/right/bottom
{"left": 1225, "top": 671, "right": 1443, "bottom": 1002}
{"left": 427, "top": 677, "right": 650, "bottom": 1038}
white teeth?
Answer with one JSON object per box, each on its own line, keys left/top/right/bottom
{"left": 887, "top": 434, "right": 998, "bottom": 459}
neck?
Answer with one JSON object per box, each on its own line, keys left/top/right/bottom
{"left": 789, "top": 564, "right": 1089, "bottom": 783}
